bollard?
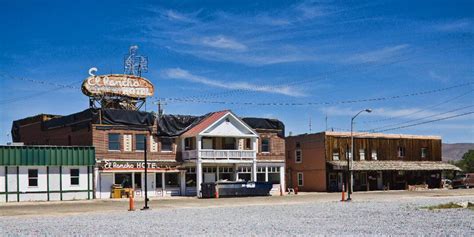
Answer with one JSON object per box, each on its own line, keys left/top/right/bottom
{"left": 294, "top": 186, "right": 298, "bottom": 195}
{"left": 279, "top": 184, "right": 283, "bottom": 196}
{"left": 341, "top": 183, "right": 345, "bottom": 202}
{"left": 129, "top": 190, "right": 135, "bottom": 211}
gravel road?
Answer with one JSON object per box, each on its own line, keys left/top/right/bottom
{"left": 1, "top": 196, "right": 473, "bottom": 236}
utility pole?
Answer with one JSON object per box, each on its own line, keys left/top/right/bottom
{"left": 142, "top": 136, "right": 150, "bottom": 210}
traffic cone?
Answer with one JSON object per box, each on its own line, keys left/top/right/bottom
{"left": 129, "top": 190, "right": 135, "bottom": 211}
{"left": 341, "top": 183, "right": 345, "bottom": 202}
{"left": 280, "top": 184, "right": 283, "bottom": 196}
{"left": 295, "top": 186, "right": 298, "bottom": 195}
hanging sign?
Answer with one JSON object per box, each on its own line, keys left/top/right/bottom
{"left": 82, "top": 74, "right": 154, "bottom": 98}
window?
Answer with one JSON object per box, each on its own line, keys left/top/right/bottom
{"left": 223, "top": 137, "right": 236, "bottom": 149}
{"left": 28, "top": 169, "right": 38, "bottom": 187}
{"left": 185, "top": 168, "right": 196, "bottom": 187}
{"left": 108, "top": 133, "right": 120, "bottom": 151}
{"left": 165, "top": 173, "right": 179, "bottom": 187}
{"left": 295, "top": 149, "right": 302, "bottom": 163}
{"left": 371, "top": 149, "right": 378, "bottom": 160}
{"left": 135, "top": 134, "right": 146, "bottom": 151}
{"left": 115, "top": 173, "right": 132, "bottom": 188}
{"left": 296, "top": 142, "right": 301, "bottom": 149}
{"left": 397, "top": 146, "right": 405, "bottom": 158}
{"left": 70, "top": 168, "right": 79, "bottom": 185}
{"left": 297, "top": 172, "right": 304, "bottom": 186}
{"left": 332, "top": 148, "right": 340, "bottom": 161}
{"left": 161, "top": 138, "right": 173, "bottom": 152}
{"left": 359, "top": 149, "right": 366, "bottom": 161}
{"left": 184, "top": 137, "right": 194, "bottom": 150}
{"left": 245, "top": 138, "right": 252, "bottom": 150}
{"left": 421, "top": 148, "right": 428, "bottom": 158}
{"left": 261, "top": 138, "right": 270, "bottom": 153}
{"left": 345, "top": 148, "right": 352, "bottom": 160}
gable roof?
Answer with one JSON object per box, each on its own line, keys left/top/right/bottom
{"left": 181, "top": 110, "right": 230, "bottom": 137}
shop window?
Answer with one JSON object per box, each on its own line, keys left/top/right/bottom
{"left": 134, "top": 173, "right": 141, "bottom": 189}
{"left": 421, "top": 148, "right": 428, "bottom": 158}
{"left": 108, "top": 133, "right": 120, "bottom": 151}
{"left": 261, "top": 138, "right": 270, "bottom": 153}
{"left": 332, "top": 148, "right": 340, "bottom": 160}
{"left": 268, "top": 173, "right": 280, "bottom": 184}
{"left": 28, "top": 169, "right": 38, "bottom": 187}
{"left": 156, "top": 173, "right": 163, "bottom": 188}
{"left": 397, "top": 146, "right": 405, "bottom": 158}
{"left": 371, "top": 149, "right": 378, "bottom": 160}
{"left": 161, "top": 138, "right": 173, "bottom": 152}
{"left": 165, "top": 173, "right": 179, "bottom": 187}
{"left": 359, "top": 149, "right": 366, "bottom": 161}
{"left": 135, "top": 134, "right": 146, "bottom": 151}
{"left": 295, "top": 149, "right": 302, "bottom": 163}
{"left": 115, "top": 173, "right": 132, "bottom": 188}
{"left": 70, "top": 168, "right": 79, "bottom": 185}
{"left": 297, "top": 172, "right": 304, "bottom": 186}
{"left": 239, "top": 173, "right": 251, "bottom": 181}
{"left": 257, "top": 173, "right": 266, "bottom": 181}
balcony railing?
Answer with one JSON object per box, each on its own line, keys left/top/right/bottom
{"left": 182, "top": 149, "right": 255, "bottom": 161}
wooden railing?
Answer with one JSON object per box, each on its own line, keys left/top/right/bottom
{"left": 182, "top": 149, "right": 255, "bottom": 161}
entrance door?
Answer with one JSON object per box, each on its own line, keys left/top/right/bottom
{"left": 134, "top": 173, "right": 142, "bottom": 189}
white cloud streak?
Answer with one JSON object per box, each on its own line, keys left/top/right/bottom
{"left": 344, "top": 44, "right": 409, "bottom": 64}
{"left": 163, "top": 68, "right": 305, "bottom": 97}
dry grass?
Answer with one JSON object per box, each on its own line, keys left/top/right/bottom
{"left": 423, "top": 202, "right": 474, "bottom": 211}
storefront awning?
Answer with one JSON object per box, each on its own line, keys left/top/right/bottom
{"left": 327, "top": 160, "right": 461, "bottom": 171}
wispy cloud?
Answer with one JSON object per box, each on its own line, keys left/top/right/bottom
{"left": 201, "top": 35, "right": 248, "bottom": 51}
{"left": 162, "top": 68, "right": 305, "bottom": 97}
{"left": 429, "top": 70, "right": 450, "bottom": 83}
{"left": 434, "top": 19, "right": 472, "bottom": 32}
{"left": 344, "top": 44, "right": 410, "bottom": 64}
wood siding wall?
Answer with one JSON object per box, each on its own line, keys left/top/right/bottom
{"left": 324, "top": 135, "right": 442, "bottom": 161}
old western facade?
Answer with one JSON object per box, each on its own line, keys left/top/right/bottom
{"left": 286, "top": 131, "right": 460, "bottom": 192}
{"left": 12, "top": 109, "right": 285, "bottom": 198}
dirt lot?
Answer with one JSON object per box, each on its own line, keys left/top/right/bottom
{"left": 1, "top": 189, "right": 473, "bottom": 217}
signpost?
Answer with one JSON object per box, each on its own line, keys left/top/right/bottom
{"left": 142, "top": 136, "right": 150, "bottom": 210}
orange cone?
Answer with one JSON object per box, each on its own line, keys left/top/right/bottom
{"left": 129, "top": 190, "right": 135, "bottom": 211}
{"left": 341, "top": 183, "right": 345, "bottom": 202}
{"left": 280, "top": 184, "right": 283, "bottom": 196}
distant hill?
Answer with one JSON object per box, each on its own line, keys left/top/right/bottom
{"left": 442, "top": 143, "right": 474, "bottom": 161}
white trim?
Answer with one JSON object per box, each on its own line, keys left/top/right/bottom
{"left": 198, "top": 112, "right": 259, "bottom": 138}
{"left": 297, "top": 172, "right": 304, "bottom": 187}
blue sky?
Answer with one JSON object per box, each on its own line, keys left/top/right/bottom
{"left": 0, "top": 0, "right": 473, "bottom": 144}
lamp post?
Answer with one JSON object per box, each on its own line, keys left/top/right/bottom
{"left": 347, "top": 108, "right": 372, "bottom": 201}
{"left": 142, "top": 136, "right": 150, "bottom": 210}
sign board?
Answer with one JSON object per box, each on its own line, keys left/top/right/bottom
{"left": 99, "top": 160, "right": 178, "bottom": 171}
{"left": 82, "top": 74, "right": 154, "bottom": 98}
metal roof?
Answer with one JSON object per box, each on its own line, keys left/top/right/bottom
{"left": 327, "top": 160, "right": 461, "bottom": 171}
{"left": 0, "top": 146, "right": 95, "bottom": 166}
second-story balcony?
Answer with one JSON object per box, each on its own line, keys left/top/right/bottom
{"left": 182, "top": 149, "right": 255, "bottom": 161}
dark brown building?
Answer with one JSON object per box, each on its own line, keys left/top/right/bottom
{"left": 12, "top": 108, "right": 286, "bottom": 198}
{"left": 286, "top": 131, "right": 460, "bottom": 192}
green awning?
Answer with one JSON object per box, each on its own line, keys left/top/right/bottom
{"left": 0, "top": 146, "right": 95, "bottom": 166}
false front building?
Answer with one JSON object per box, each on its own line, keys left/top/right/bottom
{"left": 286, "top": 131, "right": 460, "bottom": 192}
{"left": 12, "top": 109, "right": 285, "bottom": 198}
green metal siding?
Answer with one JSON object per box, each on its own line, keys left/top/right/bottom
{"left": 0, "top": 146, "right": 95, "bottom": 166}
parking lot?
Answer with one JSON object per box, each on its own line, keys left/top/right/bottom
{"left": 1, "top": 189, "right": 473, "bottom": 235}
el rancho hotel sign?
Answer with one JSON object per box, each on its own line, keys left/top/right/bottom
{"left": 82, "top": 74, "right": 154, "bottom": 99}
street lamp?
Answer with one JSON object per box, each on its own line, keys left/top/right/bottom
{"left": 347, "top": 109, "right": 372, "bottom": 201}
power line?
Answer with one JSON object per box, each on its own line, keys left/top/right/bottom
{"left": 160, "top": 81, "right": 473, "bottom": 106}
{"left": 361, "top": 89, "right": 474, "bottom": 124}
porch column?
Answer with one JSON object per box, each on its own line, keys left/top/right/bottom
{"left": 233, "top": 164, "right": 239, "bottom": 181}
{"left": 252, "top": 160, "right": 257, "bottom": 181}
{"left": 161, "top": 172, "right": 165, "bottom": 197}
{"left": 279, "top": 164, "right": 286, "bottom": 193}
{"left": 196, "top": 161, "right": 203, "bottom": 197}
{"left": 180, "top": 171, "right": 186, "bottom": 196}
{"left": 196, "top": 136, "right": 203, "bottom": 197}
